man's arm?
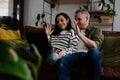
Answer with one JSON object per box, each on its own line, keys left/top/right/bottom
{"left": 77, "top": 32, "right": 97, "bottom": 48}
{"left": 74, "top": 25, "right": 104, "bottom": 49}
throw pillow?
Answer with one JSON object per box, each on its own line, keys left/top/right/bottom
{"left": 102, "top": 36, "right": 120, "bottom": 55}
{"left": 0, "top": 28, "right": 21, "bottom": 40}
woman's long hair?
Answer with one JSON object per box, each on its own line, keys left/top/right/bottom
{"left": 52, "top": 13, "right": 72, "bottom": 35}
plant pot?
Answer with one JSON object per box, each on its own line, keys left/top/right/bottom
{"left": 92, "top": 1, "right": 103, "bottom": 11}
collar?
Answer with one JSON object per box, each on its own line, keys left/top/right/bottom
{"left": 85, "top": 24, "right": 95, "bottom": 36}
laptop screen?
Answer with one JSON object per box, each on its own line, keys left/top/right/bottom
{"left": 26, "top": 32, "right": 52, "bottom": 59}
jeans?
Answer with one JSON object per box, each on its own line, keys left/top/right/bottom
{"left": 57, "top": 48, "right": 101, "bottom": 80}
{"left": 46, "top": 52, "right": 59, "bottom": 65}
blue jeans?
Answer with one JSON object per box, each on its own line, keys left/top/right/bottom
{"left": 56, "top": 48, "right": 101, "bottom": 80}
{"left": 46, "top": 52, "right": 59, "bottom": 65}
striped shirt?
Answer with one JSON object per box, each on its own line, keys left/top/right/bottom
{"left": 49, "top": 29, "right": 78, "bottom": 54}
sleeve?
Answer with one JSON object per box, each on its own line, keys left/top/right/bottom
{"left": 47, "top": 35, "right": 50, "bottom": 41}
{"left": 92, "top": 28, "right": 104, "bottom": 49}
{"left": 63, "top": 29, "right": 78, "bottom": 54}
{"left": 46, "top": 35, "right": 53, "bottom": 53}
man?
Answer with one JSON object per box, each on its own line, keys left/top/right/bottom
{"left": 57, "top": 9, "right": 104, "bottom": 80}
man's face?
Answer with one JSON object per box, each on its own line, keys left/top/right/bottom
{"left": 74, "top": 12, "right": 88, "bottom": 29}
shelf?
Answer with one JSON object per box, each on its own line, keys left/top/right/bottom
{"left": 90, "top": 10, "right": 107, "bottom": 14}
{"left": 44, "top": 0, "right": 89, "bottom": 4}
{"left": 89, "top": 10, "right": 112, "bottom": 16}
{"left": 90, "top": 22, "right": 112, "bottom": 26}
{"left": 89, "top": 10, "right": 113, "bottom": 26}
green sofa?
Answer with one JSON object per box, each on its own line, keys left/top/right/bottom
{"left": 25, "top": 26, "right": 120, "bottom": 80}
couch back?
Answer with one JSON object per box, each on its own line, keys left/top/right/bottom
{"left": 101, "top": 31, "right": 120, "bottom": 67}
{"left": 25, "top": 26, "right": 120, "bottom": 36}
{"left": 24, "top": 26, "right": 120, "bottom": 60}
{"left": 103, "top": 31, "right": 120, "bottom": 36}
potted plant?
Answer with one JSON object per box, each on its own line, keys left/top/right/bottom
{"left": 0, "top": 41, "right": 42, "bottom": 80}
{"left": 35, "top": 13, "right": 47, "bottom": 27}
{"left": 98, "top": 0, "right": 116, "bottom": 16}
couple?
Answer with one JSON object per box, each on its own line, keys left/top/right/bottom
{"left": 45, "top": 8, "right": 104, "bottom": 80}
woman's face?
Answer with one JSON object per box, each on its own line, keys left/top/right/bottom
{"left": 56, "top": 15, "right": 69, "bottom": 30}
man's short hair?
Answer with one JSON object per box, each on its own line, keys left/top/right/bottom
{"left": 75, "top": 8, "right": 90, "bottom": 20}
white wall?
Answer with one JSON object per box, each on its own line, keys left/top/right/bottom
{"left": 113, "top": 0, "right": 120, "bottom": 31}
{"left": 24, "top": 0, "right": 43, "bottom": 27}
{"left": 51, "top": 4, "right": 81, "bottom": 25}
{"left": 24, "top": 0, "right": 120, "bottom": 31}
{"left": 8, "top": 0, "right": 13, "bottom": 17}
{"left": 0, "top": 0, "right": 10, "bottom": 16}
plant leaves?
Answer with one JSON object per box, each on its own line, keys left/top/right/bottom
{"left": 41, "top": 13, "right": 45, "bottom": 18}
{"left": 26, "top": 44, "right": 42, "bottom": 80}
{"left": 0, "top": 41, "right": 33, "bottom": 80}
{"left": 36, "top": 14, "right": 41, "bottom": 21}
{"left": 35, "top": 21, "right": 38, "bottom": 26}
{"left": 109, "top": 0, "right": 114, "bottom": 4}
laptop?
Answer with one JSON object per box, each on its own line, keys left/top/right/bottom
{"left": 26, "top": 32, "right": 52, "bottom": 59}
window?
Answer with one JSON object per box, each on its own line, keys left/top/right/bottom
{"left": 0, "top": 0, "right": 9, "bottom": 16}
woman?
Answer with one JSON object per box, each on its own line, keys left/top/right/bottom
{"left": 45, "top": 13, "right": 78, "bottom": 65}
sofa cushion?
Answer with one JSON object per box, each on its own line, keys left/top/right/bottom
{"left": 102, "top": 36, "right": 120, "bottom": 67}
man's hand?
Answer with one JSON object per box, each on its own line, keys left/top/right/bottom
{"left": 74, "top": 21, "right": 97, "bottom": 48}
{"left": 73, "top": 21, "right": 81, "bottom": 36}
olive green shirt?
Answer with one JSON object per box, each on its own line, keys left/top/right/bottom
{"left": 85, "top": 25, "right": 104, "bottom": 50}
